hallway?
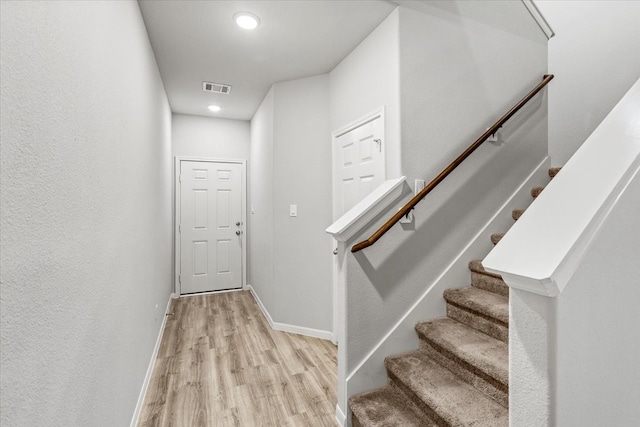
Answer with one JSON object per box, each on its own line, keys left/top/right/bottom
{"left": 138, "top": 291, "right": 338, "bottom": 426}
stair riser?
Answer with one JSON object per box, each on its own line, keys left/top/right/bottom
{"left": 387, "top": 372, "right": 449, "bottom": 427}
{"left": 350, "top": 386, "right": 440, "bottom": 427}
{"left": 471, "top": 272, "right": 509, "bottom": 296}
{"left": 446, "top": 303, "right": 508, "bottom": 343}
{"left": 468, "top": 260, "right": 502, "bottom": 279}
{"left": 418, "top": 340, "right": 508, "bottom": 408}
{"left": 389, "top": 384, "right": 440, "bottom": 427}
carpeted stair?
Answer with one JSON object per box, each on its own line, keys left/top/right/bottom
{"left": 349, "top": 167, "right": 560, "bottom": 426}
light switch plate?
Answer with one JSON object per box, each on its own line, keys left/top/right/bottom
{"left": 289, "top": 204, "right": 297, "bottom": 217}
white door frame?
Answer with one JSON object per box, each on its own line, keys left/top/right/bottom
{"left": 330, "top": 106, "right": 386, "bottom": 343}
{"left": 174, "top": 157, "right": 247, "bottom": 296}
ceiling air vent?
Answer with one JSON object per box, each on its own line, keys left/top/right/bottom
{"left": 203, "top": 81, "right": 232, "bottom": 94}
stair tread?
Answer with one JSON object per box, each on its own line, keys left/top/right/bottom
{"left": 416, "top": 317, "right": 508, "bottom": 386}
{"left": 349, "top": 386, "right": 438, "bottom": 427}
{"left": 469, "top": 259, "right": 501, "bottom": 278}
{"left": 386, "top": 349, "right": 508, "bottom": 427}
{"left": 444, "top": 287, "right": 509, "bottom": 325}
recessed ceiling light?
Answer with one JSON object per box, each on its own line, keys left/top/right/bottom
{"left": 234, "top": 12, "right": 260, "bottom": 30}
{"left": 208, "top": 105, "right": 221, "bottom": 112}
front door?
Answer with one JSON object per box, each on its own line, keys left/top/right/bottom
{"left": 179, "top": 160, "right": 242, "bottom": 294}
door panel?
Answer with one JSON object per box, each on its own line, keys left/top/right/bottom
{"left": 180, "top": 161, "right": 242, "bottom": 294}
{"left": 334, "top": 114, "right": 385, "bottom": 218}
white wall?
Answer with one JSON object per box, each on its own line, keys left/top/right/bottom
{"left": 272, "top": 75, "right": 333, "bottom": 332}
{"left": 0, "top": 2, "right": 173, "bottom": 426}
{"left": 249, "top": 88, "right": 275, "bottom": 314}
{"left": 330, "top": 8, "right": 401, "bottom": 184}
{"left": 399, "top": 1, "right": 548, "bottom": 188}
{"left": 554, "top": 168, "right": 640, "bottom": 425}
{"left": 338, "top": 1, "right": 548, "bottom": 419}
{"left": 172, "top": 114, "right": 250, "bottom": 160}
{"left": 536, "top": 0, "right": 640, "bottom": 165}
{"left": 249, "top": 74, "right": 334, "bottom": 335}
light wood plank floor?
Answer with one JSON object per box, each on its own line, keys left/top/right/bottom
{"left": 138, "top": 290, "right": 338, "bottom": 427}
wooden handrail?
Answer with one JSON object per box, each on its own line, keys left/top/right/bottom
{"left": 351, "top": 74, "right": 554, "bottom": 253}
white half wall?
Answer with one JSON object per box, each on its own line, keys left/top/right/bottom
{"left": 505, "top": 153, "right": 640, "bottom": 427}
{"left": 0, "top": 1, "right": 173, "bottom": 426}
{"left": 554, "top": 166, "right": 640, "bottom": 426}
{"left": 483, "top": 77, "right": 640, "bottom": 426}
{"left": 535, "top": 0, "right": 640, "bottom": 165}
{"left": 172, "top": 114, "right": 250, "bottom": 160}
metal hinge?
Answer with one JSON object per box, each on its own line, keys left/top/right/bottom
{"left": 178, "top": 275, "right": 181, "bottom": 284}
{"left": 179, "top": 175, "right": 182, "bottom": 182}
{"left": 178, "top": 224, "right": 181, "bottom": 233}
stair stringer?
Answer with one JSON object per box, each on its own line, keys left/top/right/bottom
{"left": 343, "top": 157, "right": 551, "bottom": 425}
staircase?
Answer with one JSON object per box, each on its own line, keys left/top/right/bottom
{"left": 348, "top": 167, "right": 561, "bottom": 426}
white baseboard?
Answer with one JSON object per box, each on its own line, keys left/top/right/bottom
{"left": 345, "top": 157, "right": 551, "bottom": 399}
{"left": 130, "top": 293, "right": 177, "bottom": 427}
{"left": 178, "top": 287, "right": 243, "bottom": 298}
{"left": 336, "top": 403, "right": 347, "bottom": 426}
{"left": 247, "top": 284, "right": 334, "bottom": 341}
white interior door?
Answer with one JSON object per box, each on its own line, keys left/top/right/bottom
{"left": 333, "top": 113, "right": 386, "bottom": 218}
{"left": 179, "top": 160, "right": 242, "bottom": 294}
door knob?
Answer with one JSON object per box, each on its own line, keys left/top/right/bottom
{"left": 236, "top": 222, "right": 241, "bottom": 226}
{"left": 236, "top": 230, "right": 241, "bottom": 236}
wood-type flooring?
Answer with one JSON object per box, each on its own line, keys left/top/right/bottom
{"left": 138, "top": 290, "right": 338, "bottom": 427}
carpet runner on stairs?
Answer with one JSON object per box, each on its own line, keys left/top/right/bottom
{"left": 349, "top": 167, "right": 560, "bottom": 426}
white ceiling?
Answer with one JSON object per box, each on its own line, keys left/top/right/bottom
{"left": 138, "top": 0, "right": 397, "bottom": 121}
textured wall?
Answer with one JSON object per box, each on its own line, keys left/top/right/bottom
{"left": 508, "top": 162, "right": 640, "bottom": 427}
{"left": 399, "top": 1, "right": 548, "bottom": 188}
{"left": 536, "top": 0, "right": 640, "bottom": 165}
{"left": 172, "top": 114, "right": 250, "bottom": 160}
{"left": 555, "top": 169, "right": 640, "bottom": 425}
{"left": 0, "top": 2, "right": 173, "bottom": 426}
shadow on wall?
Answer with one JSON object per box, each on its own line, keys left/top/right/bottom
{"left": 352, "top": 96, "right": 545, "bottom": 299}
